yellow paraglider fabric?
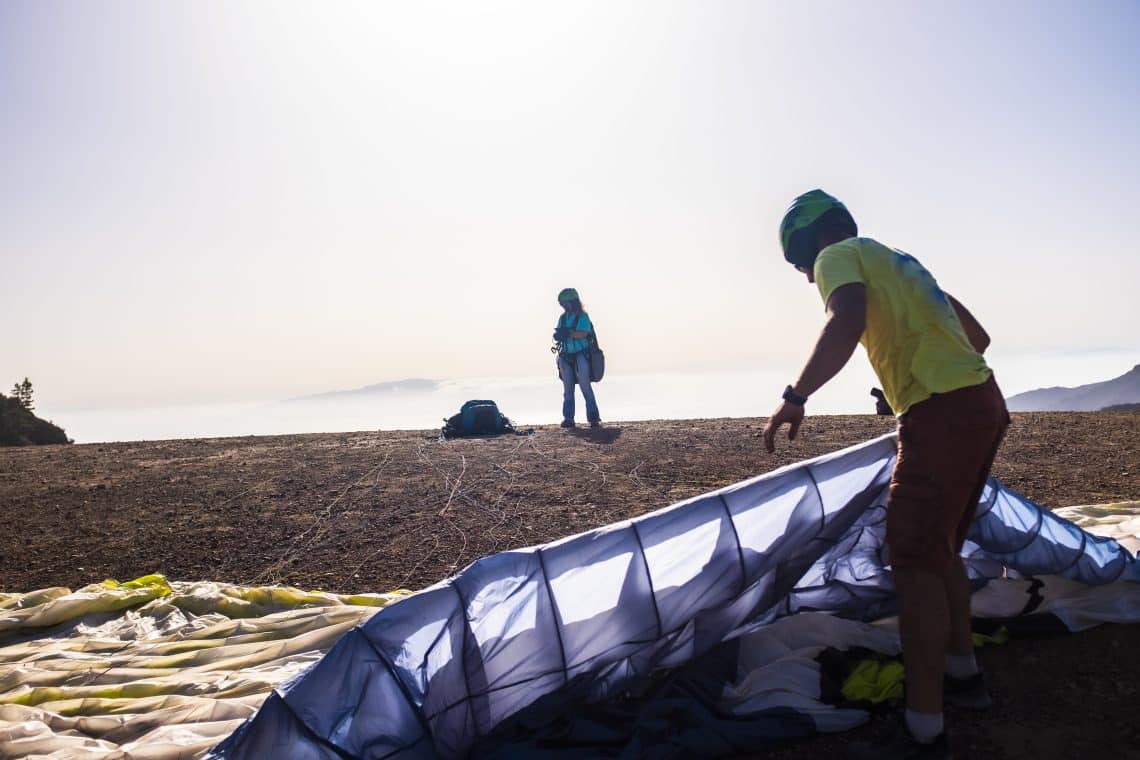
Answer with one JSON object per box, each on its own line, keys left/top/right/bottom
{"left": 840, "top": 657, "right": 905, "bottom": 705}
{"left": 0, "top": 575, "right": 409, "bottom": 759}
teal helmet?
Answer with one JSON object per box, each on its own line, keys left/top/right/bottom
{"left": 557, "top": 287, "right": 579, "bottom": 303}
{"left": 778, "top": 189, "right": 857, "bottom": 268}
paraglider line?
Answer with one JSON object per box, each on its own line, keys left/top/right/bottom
{"left": 717, "top": 493, "right": 748, "bottom": 593}
{"left": 535, "top": 547, "right": 570, "bottom": 683}
{"left": 631, "top": 523, "right": 664, "bottom": 638}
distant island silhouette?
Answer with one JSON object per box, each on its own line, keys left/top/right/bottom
{"left": 286, "top": 378, "right": 439, "bottom": 403}
{"left": 1006, "top": 363, "right": 1140, "bottom": 412}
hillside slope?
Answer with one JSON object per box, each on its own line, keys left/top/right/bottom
{"left": 0, "top": 393, "right": 70, "bottom": 446}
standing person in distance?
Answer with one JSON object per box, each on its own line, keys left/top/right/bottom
{"left": 553, "top": 288, "right": 601, "bottom": 429}
{"left": 761, "top": 190, "right": 1009, "bottom": 759}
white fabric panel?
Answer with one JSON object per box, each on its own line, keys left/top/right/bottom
{"left": 973, "top": 486, "right": 1134, "bottom": 583}
{"left": 970, "top": 575, "right": 1140, "bottom": 632}
{"left": 541, "top": 525, "right": 658, "bottom": 676}
{"left": 1054, "top": 502, "right": 1140, "bottom": 554}
{"left": 640, "top": 494, "right": 744, "bottom": 633}
{"left": 280, "top": 631, "right": 426, "bottom": 758}
{"left": 726, "top": 613, "right": 901, "bottom": 732}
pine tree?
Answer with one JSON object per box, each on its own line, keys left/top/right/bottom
{"left": 11, "top": 378, "right": 34, "bottom": 411}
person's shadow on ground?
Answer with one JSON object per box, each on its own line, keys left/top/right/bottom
{"left": 566, "top": 426, "right": 622, "bottom": 444}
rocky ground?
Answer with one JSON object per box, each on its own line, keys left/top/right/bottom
{"left": 2, "top": 412, "right": 1137, "bottom": 758}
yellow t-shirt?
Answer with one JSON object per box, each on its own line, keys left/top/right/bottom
{"left": 814, "top": 237, "right": 991, "bottom": 415}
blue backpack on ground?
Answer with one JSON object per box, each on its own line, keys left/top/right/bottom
{"left": 441, "top": 400, "right": 514, "bottom": 439}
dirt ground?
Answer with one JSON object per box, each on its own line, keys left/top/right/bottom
{"left": 2, "top": 412, "right": 1138, "bottom": 758}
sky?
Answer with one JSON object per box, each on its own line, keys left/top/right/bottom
{"left": 3, "top": 1, "right": 1139, "bottom": 417}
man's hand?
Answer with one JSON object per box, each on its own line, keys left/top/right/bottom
{"left": 762, "top": 401, "right": 805, "bottom": 453}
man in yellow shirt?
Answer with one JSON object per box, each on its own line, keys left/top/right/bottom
{"left": 763, "top": 190, "right": 1009, "bottom": 758}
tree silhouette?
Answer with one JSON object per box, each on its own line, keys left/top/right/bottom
{"left": 11, "top": 378, "right": 34, "bottom": 411}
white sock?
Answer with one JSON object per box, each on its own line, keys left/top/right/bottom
{"left": 945, "top": 653, "right": 980, "bottom": 679}
{"left": 905, "top": 709, "right": 944, "bottom": 743}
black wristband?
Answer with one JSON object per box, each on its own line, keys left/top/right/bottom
{"left": 782, "top": 385, "right": 808, "bottom": 406}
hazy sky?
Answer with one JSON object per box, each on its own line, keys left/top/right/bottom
{"left": 3, "top": 1, "right": 1138, "bottom": 411}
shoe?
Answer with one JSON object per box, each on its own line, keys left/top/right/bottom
{"left": 944, "top": 671, "right": 992, "bottom": 710}
{"left": 846, "top": 721, "right": 950, "bottom": 759}
{"left": 560, "top": 420, "right": 575, "bottom": 428}
{"left": 589, "top": 420, "right": 602, "bottom": 428}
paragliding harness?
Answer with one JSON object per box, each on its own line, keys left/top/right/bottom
{"left": 870, "top": 388, "right": 894, "bottom": 416}
{"left": 441, "top": 399, "right": 515, "bottom": 439}
{"left": 552, "top": 313, "right": 605, "bottom": 383}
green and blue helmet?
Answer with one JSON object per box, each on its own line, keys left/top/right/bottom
{"left": 778, "top": 189, "right": 857, "bottom": 269}
{"left": 557, "top": 287, "right": 579, "bottom": 303}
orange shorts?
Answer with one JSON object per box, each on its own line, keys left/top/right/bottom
{"left": 886, "top": 375, "right": 1010, "bottom": 575}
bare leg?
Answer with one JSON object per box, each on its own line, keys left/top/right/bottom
{"left": 894, "top": 566, "right": 948, "bottom": 714}
{"left": 945, "top": 556, "right": 974, "bottom": 657}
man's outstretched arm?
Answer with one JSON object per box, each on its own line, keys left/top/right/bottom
{"left": 762, "top": 283, "right": 866, "bottom": 453}
{"left": 790, "top": 283, "right": 867, "bottom": 399}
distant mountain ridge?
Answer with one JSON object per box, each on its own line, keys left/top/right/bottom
{"left": 1006, "top": 364, "right": 1140, "bottom": 412}
{"left": 288, "top": 378, "right": 439, "bottom": 402}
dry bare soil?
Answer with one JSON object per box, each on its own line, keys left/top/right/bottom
{"left": 2, "top": 412, "right": 1138, "bottom": 758}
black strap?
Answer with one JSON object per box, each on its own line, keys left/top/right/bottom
{"left": 782, "top": 385, "right": 807, "bottom": 406}
{"left": 573, "top": 312, "right": 599, "bottom": 347}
